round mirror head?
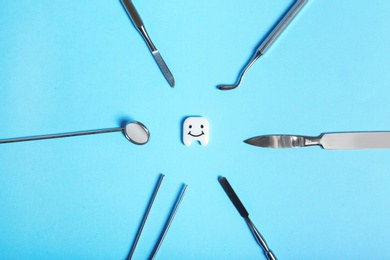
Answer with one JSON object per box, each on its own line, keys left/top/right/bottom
{"left": 124, "top": 122, "right": 150, "bottom": 145}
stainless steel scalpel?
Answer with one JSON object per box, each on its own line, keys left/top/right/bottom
{"left": 121, "top": 0, "right": 175, "bottom": 87}
{"left": 244, "top": 132, "right": 390, "bottom": 149}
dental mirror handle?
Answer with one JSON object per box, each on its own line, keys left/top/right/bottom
{"left": 0, "top": 127, "right": 123, "bottom": 144}
{"left": 257, "top": 0, "right": 307, "bottom": 55}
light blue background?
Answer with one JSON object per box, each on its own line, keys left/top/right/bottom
{"left": 1, "top": 0, "right": 390, "bottom": 259}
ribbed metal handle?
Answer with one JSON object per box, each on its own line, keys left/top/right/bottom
{"left": 257, "top": 0, "right": 307, "bottom": 55}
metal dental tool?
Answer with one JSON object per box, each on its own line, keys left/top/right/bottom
{"left": 218, "top": 177, "right": 276, "bottom": 260}
{"left": 121, "top": 0, "right": 175, "bottom": 87}
{"left": 150, "top": 184, "right": 188, "bottom": 260}
{"left": 244, "top": 131, "right": 390, "bottom": 150}
{"left": 0, "top": 121, "right": 150, "bottom": 145}
{"left": 218, "top": 0, "right": 307, "bottom": 91}
{"left": 127, "top": 174, "right": 164, "bottom": 260}
{"left": 126, "top": 177, "right": 187, "bottom": 260}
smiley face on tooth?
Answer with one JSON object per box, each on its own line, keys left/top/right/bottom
{"left": 183, "top": 117, "right": 209, "bottom": 146}
{"left": 188, "top": 124, "right": 204, "bottom": 137}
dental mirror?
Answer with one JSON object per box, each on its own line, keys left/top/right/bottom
{"left": 124, "top": 121, "right": 150, "bottom": 145}
{"left": 0, "top": 121, "right": 150, "bottom": 145}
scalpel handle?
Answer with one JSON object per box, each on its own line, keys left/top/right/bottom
{"left": 121, "top": 0, "right": 157, "bottom": 52}
{"left": 320, "top": 132, "right": 390, "bottom": 150}
{"left": 257, "top": 0, "right": 307, "bottom": 55}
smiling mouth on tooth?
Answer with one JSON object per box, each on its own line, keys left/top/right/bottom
{"left": 188, "top": 131, "right": 204, "bottom": 137}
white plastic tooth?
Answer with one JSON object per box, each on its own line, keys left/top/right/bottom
{"left": 182, "top": 117, "right": 209, "bottom": 146}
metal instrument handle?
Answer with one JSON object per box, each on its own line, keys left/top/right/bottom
{"left": 122, "top": 0, "right": 143, "bottom": 28}
{"left": 257, "top": 0, "right": 307, "bottom": 55}
{"left": 0, "top": 127, "right": 123, "bottom": 144}
{"left": 303, "top": 135, "right": 322, "bottom": 147}
{"left": 245, "top": 217, "right": 276, "bottom": 260}
{"left": 121, "top": 0, "right": 156, "bottom": 52}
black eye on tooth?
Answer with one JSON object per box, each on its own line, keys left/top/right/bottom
{"left": 201, "top": 125, "right": 204, "bottom": 128}
{"left": 189, "top": 125, "right": 192, "bottom": 128}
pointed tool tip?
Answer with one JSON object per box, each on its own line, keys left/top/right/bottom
{"left": 244, "top": 137, "right": 267, "bottom": 147}
{"left": 243, "top": 138, "right": 254, "bottom": 145}
{"left": 169, "top": 79, "right": 175, "bottom": 88}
